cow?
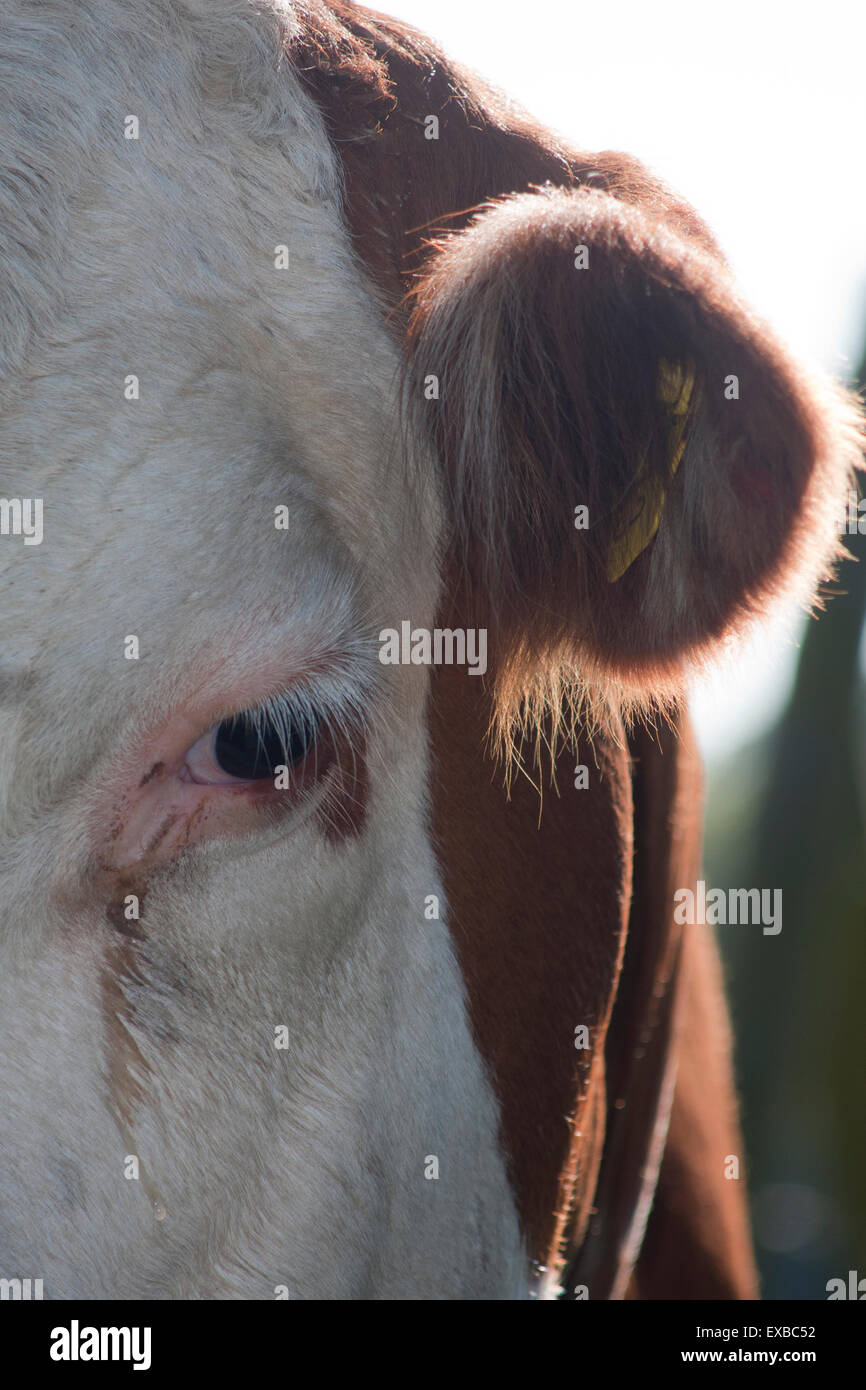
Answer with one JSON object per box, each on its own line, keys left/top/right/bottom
{"left": 0, "top": 0, "right": 860, "bottom": 1300}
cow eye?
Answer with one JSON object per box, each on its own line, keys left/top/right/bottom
{"left": 182, "top": 702, "right": 319, "bottom": 786}
{"left": 214, "top": 713, "right": 315, "bottom": 779}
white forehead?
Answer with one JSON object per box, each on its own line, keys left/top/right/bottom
{"left": 0, "top": 0, "right": 440, "bottom": 799}
{"left": 0, "top": 0, "right": 437, "bottom": 638}
{"left": 0, "top": 1, "right": 339, "bottom": 374}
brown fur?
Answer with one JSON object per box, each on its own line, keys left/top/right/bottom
{"left": 406, "top": 188, "right": 859, "bottom": 727}
{"left": 429, "top": 635, "right": 633, "bottom": 1276}
{"left": 567, "top": 716, "right": 757, "bottom": 1298}
{"left": 294, "top": 3, "right": 861, "bottom": 744}
{"left": 291, "top": 1, "right": 855, "bottom": 1295}
{"left": 633, "top": 916, "right": 760, "bottom": 1298}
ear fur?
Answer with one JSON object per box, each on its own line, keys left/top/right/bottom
{"left": 406, "top": 187, "right": 863, "bottom": 722}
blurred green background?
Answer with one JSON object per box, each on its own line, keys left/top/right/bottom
{"left": 704, "top": 343, "right": 866, "bottom": 1300}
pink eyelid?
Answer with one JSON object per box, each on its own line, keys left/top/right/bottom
{"left": 179, "top": 728, "right": 246, "bottom": 787}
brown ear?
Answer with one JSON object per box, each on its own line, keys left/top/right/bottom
{"left": 406, "top": 186, "right": 862, "bottom": 710}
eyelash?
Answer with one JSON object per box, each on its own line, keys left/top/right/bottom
{"left": 234, "top": 688, "right": 321, "bottom": 768}
{"left": 207, "top": 664, "right": 371, "bottom": 788}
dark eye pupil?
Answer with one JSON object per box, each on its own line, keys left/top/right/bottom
{"left": 214, "top": 713, "right": 316, "bottom": 780}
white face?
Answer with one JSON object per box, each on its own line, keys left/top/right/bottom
{"left": 0, "top": 0, "right": 524, "bottom": 1298}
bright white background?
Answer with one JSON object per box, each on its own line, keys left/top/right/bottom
{"left": 378, "top": 0, "right": 866, "bottom": 761}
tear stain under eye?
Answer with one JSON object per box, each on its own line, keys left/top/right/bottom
{"left": 102, "top": 876, "right": 149, "bottom": 1125}
{"left": 144, "top": 809, "right": 183, "bottom": 858}
{"left": 100, "top": 888, "right": 169, "bottom": 1219}
{"left": 100, "top": 925, "right": 150, "bottom": 1145}
{"left": 138, "top": 760, "right": 165, "bottom": 788}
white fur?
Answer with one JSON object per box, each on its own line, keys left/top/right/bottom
{"left": 0, "top": 0, "right": 526, "bottom": 1298}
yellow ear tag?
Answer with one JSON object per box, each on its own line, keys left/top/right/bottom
{"left": 605, "top": 357, "right": 699, "bottom": 583}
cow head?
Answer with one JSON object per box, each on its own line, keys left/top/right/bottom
{"left": 0, "top": 0, "right": 859, "bottom": 1298}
